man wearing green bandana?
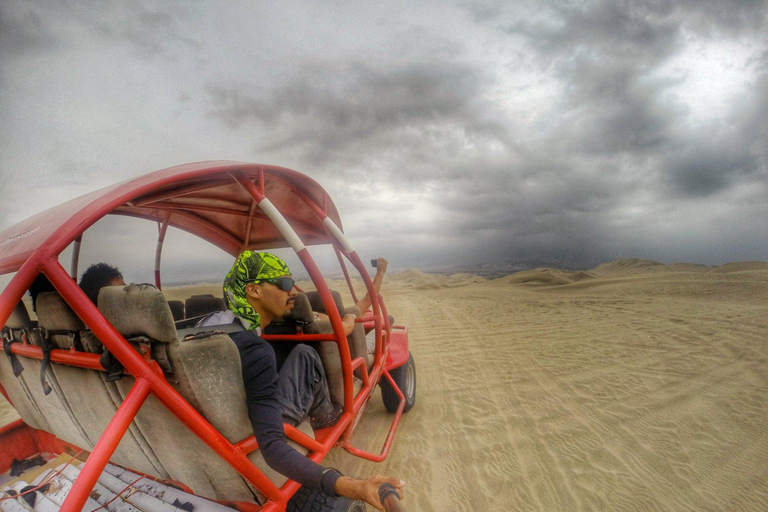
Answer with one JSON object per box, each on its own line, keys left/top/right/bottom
{"left": 224, "top": 251, "right": 405, "bottom": 508}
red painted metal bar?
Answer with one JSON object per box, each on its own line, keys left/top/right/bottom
{"left": 59, "top": 377, "right": 152, "bottom": 512}
{"left": 350, "top": 357, "right": 370, "bottom": 387}
{"left": 258, "top": 167, "right": 265, "bottom": 194}
{"left": 0, "top": 254, "right": 41, "bottom": 329}
{"left": 341, "top": 368, "right": 405, "bottom": 462}
{"left": 235, "top": 424, "right": 325, "bottom": 456}
{"left": 154, "top": 212, "right": 171, "bottom": 289}
{"left": 287, "top": 187, "right": 393, "bottom": 384}
{"left": 10, "top": 344, "right": 105, "bottom": 371}
{"left": 42, "top": 259, "right": 285, "bottom": 502}
{"left": 243, "top": 200, "right": 257, "bottom": 249}
{"left": 334, "top": 245, "right": 359, "bottom": 304}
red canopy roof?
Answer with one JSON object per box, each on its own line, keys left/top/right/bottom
{"left": 0, "top": 161, "right": 343, "bottom": 275}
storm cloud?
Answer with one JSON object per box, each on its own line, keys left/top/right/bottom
{"left": 0, "top": 0, "right": 766, "bottom": 283}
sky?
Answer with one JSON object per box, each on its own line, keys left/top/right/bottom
{"left": 1, "top": 0, "right": 767, "bottom": 283}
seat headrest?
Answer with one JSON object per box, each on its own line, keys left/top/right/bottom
{"left": 99, "top": 284, "right": 177, "bottom": 343}
{"left": 305, "top": 290, "right": 345, "bottom": 316}
{"left": 167, "top": 300, "right": 185, "bottom": 321}
{"left": 5, "top": 301, "right": 32, "bottom": 330}
{"left": 185, "top": 294, "right": 226, "bottom": 319}
{"left": 289, "top": 293, "right": 314, "bottom": 324}
{"left": 36, "top": 292, "right": 86, "bottom": 332}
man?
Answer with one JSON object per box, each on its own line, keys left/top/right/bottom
{"left": 79, "top": 263, "right": 126, "bottom": 305}
{"left": 223, "top": 251, "right": 404, "bottom": 509}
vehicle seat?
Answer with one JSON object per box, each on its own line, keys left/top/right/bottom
{"left": 99, "top": 283, "right": 313, "bottom": 504}
{"left": 304, "top": 290, "right": 372, "bottom": 374}
{"left": 0, "top": 301, "right": 51, "bottom": 431}
{"left": 274, "top": 292, "right": 366, "bottom": 405}
{"left": 34, "top": 290, "right": 169, "bottom": 478}
{"left": 167, "top": 300, "right": 185, "bottom": 321}
{"left": 3, "top": 294, "right": 94, "bottom": 450}
{"left": 184, "top": 294, "right": 226, "bottom": 320}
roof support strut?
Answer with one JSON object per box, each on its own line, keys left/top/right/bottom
{"left": 154, "top": 212, "right": 171, "bottom": 289}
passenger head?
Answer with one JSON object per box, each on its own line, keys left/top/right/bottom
{"left": 28, "top": 274, "right": 56, "bottom": 313}
{"left": 223, "top": 251, "right": 296, "bottom": 329}
{"left": 79, "top": 263, "right": 126, "bottom": 305}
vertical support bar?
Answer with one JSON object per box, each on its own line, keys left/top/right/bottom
{"left": 59, "top": 378, "right": 151, "bottom": 512}
{"left": 291, "top": 188, "right": 390, "bottom": 366}
{"left": 70, "top": 235, "right": 82, "bottom": 279}
{"left": 242, "top": 200, "right": 257, "bottom": 250}
{"left": 233, "top": 173, "right": 356, "bottom": 411}
{"left": 154, "top": 213, "right": 171, "bottom": 290}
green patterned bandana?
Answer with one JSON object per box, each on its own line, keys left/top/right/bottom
{"left": 223, "top": 251, "right": 291, "bottom": 329}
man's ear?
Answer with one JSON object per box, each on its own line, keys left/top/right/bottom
{"left": 245, "top": 282, "right": 261, "bottom": 299}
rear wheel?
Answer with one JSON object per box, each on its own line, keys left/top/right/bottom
{"left": 380, "top": 352, "right": 416, "bottom": 413}
{"left": 287, "top": 485, "right": 366, "bottom": 512}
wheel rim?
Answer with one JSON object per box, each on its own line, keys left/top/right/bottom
{"left": 405, "top": 361, "right": 415, "bottom": 400}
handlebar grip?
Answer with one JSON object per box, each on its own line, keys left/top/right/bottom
{"left": 378, "top": 483, "right": 405, "bottom": 512}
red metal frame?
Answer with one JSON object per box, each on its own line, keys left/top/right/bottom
{"left": 0, "top": 162, "right": 409, "bottom": 511}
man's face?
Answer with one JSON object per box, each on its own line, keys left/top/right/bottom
{"left": 110, "top": 277, "right": 126, "bottom": 287}
{"left": 247, "top": 275, "right": 297, "bottom": 322}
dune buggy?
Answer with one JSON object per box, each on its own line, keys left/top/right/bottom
{"left": 0, "top": 162, "right": 415, "bottom": 511}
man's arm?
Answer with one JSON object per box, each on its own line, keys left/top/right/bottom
{"left": 355, "top": 258, "right": 388, "bottom": 314}
{"left": 233, "top": 331, "right": 336, "bottom": 491}
{"left": 232, "top": 331, "right": 405, "bottom": 509}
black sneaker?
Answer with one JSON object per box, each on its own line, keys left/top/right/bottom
{"left": 310, "top": 403, "right": 344, "bottom": 430}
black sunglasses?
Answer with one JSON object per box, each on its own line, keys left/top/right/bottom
{"left": 253, "top": 277, "right": 295, "bottom": 292}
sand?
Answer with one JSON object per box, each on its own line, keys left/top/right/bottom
{"left": 2, "top": 259, "right": 767, "bottom": 511}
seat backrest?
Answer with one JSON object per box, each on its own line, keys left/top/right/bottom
{"left": 184, "top": 294, "right": 226, "bottom": 320}
{"left": 304, "top": 289, "right": 345, "bottom": 316}
{"left": 99, "top": 283, "right": 309, "bottom": 504}
{"left": 167, "top": 300, "right": 185, "bottom": 321}
{"left": 0, "top": 301, "right": 51, "bottom": 431}
{"left": 266, "top": 292, "right": 368, "bottom": 405}
{"left": 33, "top": 288, "right": 169, "bottom": 478}
{"left": 302, "top": 288, "right": 369, "bottom": 364}
{"left": 36, "top": 292, "right": 85, "bottom": 350}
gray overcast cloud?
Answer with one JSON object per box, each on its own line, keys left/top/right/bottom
{"left": 1, "top": 0, "right": 767, "bottom": 283}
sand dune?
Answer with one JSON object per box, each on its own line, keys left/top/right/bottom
{"left": 2, "top": 259, "right": 767, "bottom": 511}
{"left": 323, "top": 260, "right": 768, "bottom": 511}
{"left": 489, "top": 267, "right": 596, "bottom": 287}
{"left": 710, "top": 261, "right": 768, "bottom": 273}
{"left": 389, "top": 269, "right": 486, "bottom": 290}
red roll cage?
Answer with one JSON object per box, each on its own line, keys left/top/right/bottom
{"left": 0, "top": 161, "right": 409, "bottom": 511}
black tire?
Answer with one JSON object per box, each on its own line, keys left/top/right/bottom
{"left": 286, "top": 485, "right": 366, "bottom": 512}
{"left": 380, "top": 352, "right": 416, "bottom": 413}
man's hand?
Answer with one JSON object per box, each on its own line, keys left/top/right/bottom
{"left": 335, "top": 475, "right": 405, "bottom": 510}
{"left": 375, "top": 258, "right": 388, "bottom": 276}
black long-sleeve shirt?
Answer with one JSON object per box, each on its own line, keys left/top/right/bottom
{"left": 230, "top": 330, "right": 339, "bottom": 494}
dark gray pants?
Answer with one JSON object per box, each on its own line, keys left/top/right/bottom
{"left": 274, "top": 344, "right": 334, "bottom": 426}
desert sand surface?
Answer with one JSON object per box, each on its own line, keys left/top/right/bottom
{"left": 2, "top": 258, "right": 767, "bottom": 511}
